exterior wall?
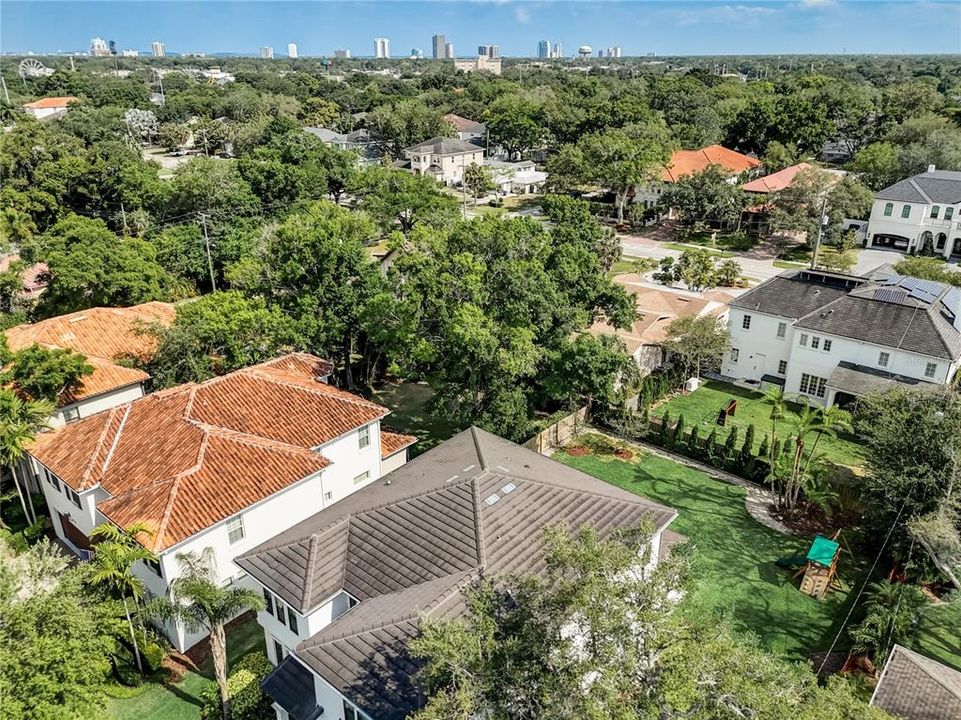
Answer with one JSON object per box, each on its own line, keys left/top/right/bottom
{"left": 723, "top": 306, "right": 954, "bottom": 406}
{"left": 36, "top": 464, "right": 98, "bottom": 554}
{"left": 381, "top": 449, "right": 408, "bottom": 475}
{"left": 405, "top": 149, "right": 485, "bottom": 183}
{"left": 314, "top": 423, "right": 383, "bottom": 503}
{"left": 51, "top": 383, "right": 145, "bottom": 427}
{"left": 24, "top": 105, "right": 67, "bottom": 119}
{"left": 866, "top": 198, "right": 961, "bottom": 256}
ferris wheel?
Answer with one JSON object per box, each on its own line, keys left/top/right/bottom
{"left": 18, "top": 58, "right": 47, "bottom": 79}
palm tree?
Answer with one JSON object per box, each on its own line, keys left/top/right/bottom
{"left": 90, "top": 521, "right": 158, "bottom": 674}
{"left": 0, "top": 390, "right": 54, "bottom": 526}
{"left": 800, "top": 405, "right": 852, "bottom": 480}
{"left": 763, "top": 386, "right": 786, "bottom": 466}
{"left": 785, "top": 404, "right": 823, "bottom": 510}
{"left": 148, "top": 548, "right": 264, "bottom": 720}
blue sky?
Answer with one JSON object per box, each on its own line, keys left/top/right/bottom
{"left": 3, "top": 1, "right": 959, "bottom": 57}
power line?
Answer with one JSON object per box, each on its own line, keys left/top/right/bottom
{"left": 816, "top": 499, "right": 908, "bottom": 676}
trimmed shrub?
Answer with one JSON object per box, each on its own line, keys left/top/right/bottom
{"left": 757, "top": 435, "right": 770, "bottom": 461}
{"left": 670, "top": 414, "right": 685, "bottom": 449}
{"left": 200, "top": 652, "right": 274, "bottom": 720}
{"left": 722, "top": 426, "right": 739, "bottom": 464}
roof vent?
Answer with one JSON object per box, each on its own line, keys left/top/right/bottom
{"left": 68, "top": 315, "right": 87, "bottom": 323}
{"left": 928, "top": 164, "right": 936, "bottom": 173}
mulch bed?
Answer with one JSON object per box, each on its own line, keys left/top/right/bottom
{"left": 613, "top": 448, "right": 634, "bottom": 460}
{"left": 565, "top": 445, "right": 589, "bottom": 456}
{"left": 771, "top": 503, "right": 860, "bottom": 538}
{"left": 179, "top": 611, "right": 257, "bottom": 670}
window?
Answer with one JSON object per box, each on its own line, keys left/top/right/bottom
{"left": 776, "top": 322, "right": 786, "bottom": 339}
{"left": 799, "top": 334, "right": 808, "bottom": 347}
{"left": 287, "top": 609, "right": 299, "bottom": 635}
{"left": 324, "top": 490, "right": 332, "bottom": 501}
{"left": 799, "top": 373, "right": 827, "bottom": 398}
{"left": 275, "top": 599, "right": 286, "bottom": 624}
{"left": 883, "top": 202, "right": 893, "bottom": 216}
{"left": 778, "top": 360, "right": 787, "bottom": 375}
{"left": 931, "top": 206, "right": 941, "bottom": 219}
{"left": 272, "top": 639, "right": 287, "bottom": 664}
{"left": 741, "top": 314, "right": 752, "bottom": 330}
{"left": 62, "top": 406, "right": 80, "bottom": 423}
{"left": 353, "top": 471, "right": 370, "bottom": 486}
{"left": 46, "top": 471, "right": 60, "bottom": 492}
{"left": 348, "top": 595, "right": 359, "bottom": 608}
{"left": 358, "top": 424, "right": 370, "bottom": 449}
{"left": 946, "top": 207, "right": 955, "bottom": 221}
{"left": 729, "top": 348, "right": 739, "bottom": 362}
{"left": 262, "top": 587, "right": 274, "bottom": 616}
{"left": 144, "top": 558, "right": 163, "bottom": 578}
{"left": 925, "top": 362, "right": 937, "bottom": 379}
{"left": 811, "top": 336, "right": 820, "bottom": 350}
{"left": 344, "top": 701, "right": 359, "bottom": 720}
{"left": 878, "top": 351, "right": 889, "bottom": 367}
{"left": 68, "top": 488, "right": 81, "bottom": 509}
{"left": 901, "top": 204, "right": 911, "bottom": 219}
{"left": 226, "top": 515, "right": 245, "bottom": 544}
{"left": 823, "top": 339, "right": 832, "bottom": 352}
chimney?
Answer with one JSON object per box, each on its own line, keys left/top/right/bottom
{"left": 928, "top": 164, "right": 936, "bottom": 173}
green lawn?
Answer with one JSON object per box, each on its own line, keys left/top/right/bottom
{"left": 657, "top": 380, "right": 867, "bottom": 468}
{"left": 913, "top": 601, "right": 961, "bottom": 671}
{"left": 663, "top": 242, "right": 735, "bottom": 258}
{"left": 557, "top": 449, "right": 869, "bottom": 660}
{"left": 373, "top": 380, "right": 456, "bottom": 456}
{"left": 773, "top": 259, "right": 808, "bottom": 270}
{"left": 675, "top": 230, "right": 759, "bottom": 253}
{"left": 107, "top": 616, "right": 265, "bottom": 720}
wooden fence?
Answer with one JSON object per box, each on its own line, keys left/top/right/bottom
{"left": 524, "top": 406, "right": 588, "bottom": 455}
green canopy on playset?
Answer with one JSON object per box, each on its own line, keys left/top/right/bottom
{"left": 806, "top": 535, "right": 839, "bottom": 568}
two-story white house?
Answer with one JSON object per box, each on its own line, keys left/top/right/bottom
{"left": 722, "top": 268, "right": 961, "bottom": 408}
{"left": 26, "top": 353, "right": 414, "bottom": 651}
{"left": 238, "top": 426, "right": 679, "bottom": 720}
{"left": 865, "top": 167, "right": 961, "bottom": 256}
{"left": 395, "top": 136, "right": 485, "bottom": 185}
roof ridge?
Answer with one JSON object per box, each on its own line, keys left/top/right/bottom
{"left": 308, "top": 571, "right": 472, "bottom": 646}
{"left": 470, "top": 426, "right": 489, "bottom": 471}
{"left": 242, "top": 367, "right": 388, "bottom": 413}
{"left": 909, "top": 178, "right": 932, "bottom": 204}
{"left": 302, "top": 533, "right": 320, "bottom": 611}
{"left": 100, "top": 403, "right": 133, "bottom": 477}
{"left": 471, "top": 477, "right": 487, "bottom": 569}
{"left": 195, "top": 423, "right": 332, "bottom": 462}
{"left": 490, "top": 470, "right": 676, "bottom": 514}
{"left": 153, "top": 432, "right": 212, "bottom": 550}
{"left": 80, "top": 407, "right": 122, "bottom": 488}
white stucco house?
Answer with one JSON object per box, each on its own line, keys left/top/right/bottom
{"left": 27, "top": 353, "right": 415, "bottom": 651}
{"left": 21, "top": 96, "right": 78, "bottom": 119}
{"left": 722, "top": 268, "right": 961, "bottom": 408}
{"left": 394, "top": 136, "right": 485, "bottom": 185}
{"left": 237, "top": 427, "right": 679, "bottom": 720}
{"left": 485, "top": 159, "right": 548, "bottom": 195}
{"left": 865, "top": 167, "right": 961, "bottom": 256}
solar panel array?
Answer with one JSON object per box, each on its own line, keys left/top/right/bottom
{"left": 880, "top": 273, "right": 946, "bottom": 305}
{"left": 873, "top": 288, "right": 909, "bottom": 303}
{"left": 944, "top": 287, "right": 961, "bottom": 319}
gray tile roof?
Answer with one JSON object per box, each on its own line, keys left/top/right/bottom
{"left": 262, "top": 656, "right": 323, "bottom": 720}
{"left": 826, "top": 361, "right": 926, "bottom": 396}
{"left": 871, "top": 644, "right": 961, "bottom": 720}
{"left": 240, "top": 427, "right": 677, "bottom": 720}
{"left": 403, "top": 136, "right": 483, "bottom": 155}
{"left": 728, "top": 270, "right": 858, "bottom": 319}
{"left": 877, "top": 170, "right": 961, "bottom": 204}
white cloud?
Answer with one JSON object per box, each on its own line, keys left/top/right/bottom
{"left": 799, "top": 0, "right": 836, "bottom": 7}
{"left": 514, "top": 5, "right": 532, "bottom": 23}
{"left": 675, "top": 4, "right": 777, "bottom": 27}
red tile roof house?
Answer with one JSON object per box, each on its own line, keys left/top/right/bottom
{"left": 27, "top": 353, "right": 415, "bottom": 651}
{"left": 632, "top": 144, "right": 762, "bottom": 219}
{"left": 20, "top": 95, "right": 78, "bottom": 120}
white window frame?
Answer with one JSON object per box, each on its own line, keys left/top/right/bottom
{"left": 811, "top": 336, "right": 820, "bottom": 350}
{"left": 799, "top": 373, "right": 827, "bottom": 398}
{"left": 777, "top": 360, "right": 787, "bottom": 375}
{"left": 741, "top": 314, "right": 752, "bottom": 330}
{"left": 729, "top": 348, "right": 739, "bottom": 362}
{"left": 353, "top": 471, "right": 370, "bottom": 486}
{"left": 358, "top": 424, "right": 370, "bottom": 449}
{"left": 226, "top": 515, "right": 245, "bottom": 544}
{"left": 62, "top": 405, "right": 81, "bottom": 423}
{"left": 823, "top": 339, "right": 832, "bottom": 352}
{"left": 799, "top": 333, "right": 808, "bottom": 347}
{"left": 878, "top": 351, "right": 889, "bottom": 368}
{"left": 925, "top": 362, "right": 937, "bottom": 379}
{"left": 776, "top": 322, "right": 786, "bottom": 339}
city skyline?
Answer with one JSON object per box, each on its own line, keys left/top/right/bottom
{"left": 3, "top": 1, "right": 959, "bottom": 57}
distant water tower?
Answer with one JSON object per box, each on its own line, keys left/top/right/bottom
{"left": 578, "top": 45, "right": 592, "bottom": 59}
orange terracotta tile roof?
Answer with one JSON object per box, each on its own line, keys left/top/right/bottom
{"left": 661, "top": 145, "right": 760, "bottom": 182}
{"left": 21, "top": 96, "right": 78, "bottom": 109}
{"left": 741, "top": 162, "right": 813, "bottom": 193}
{"left": 4, "top": 302, "right": 175, "bottom": 405}
{"left": 28, "top": 353, "right": 392, "bottom": 551}
{"left": 0, "top": 253, "right": 47, "bottom": 294}
{"left": 381, "top": 430, "right": 417, "bottom": 459}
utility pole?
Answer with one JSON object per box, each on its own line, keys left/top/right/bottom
{"left": 810, "top": 196, "right": 828, "bottom": 270}
{"left": 200, "top": 213, "right": 217, "bottom": 291}
{"left": 0, "top": 74, "right": 9, "bottom": 104}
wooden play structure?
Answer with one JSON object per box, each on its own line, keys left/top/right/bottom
{"left": 776, "top": 532, "right": 843, "bottom": 599}
{"left": 716, "top": 398, "right": 738, "bottom": 427}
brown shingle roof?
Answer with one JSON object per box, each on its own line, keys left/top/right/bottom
{"left": 871, "top": 644, "right": 961, "bottom": 720}
{"left": 242, "top": 427, "right": 677, "bottom": 719}
{"left": 4, "top": 302, "right": 175, "bottom": 404}
{"left": 28, "top": 353, "right": 392, "bottom": 551}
